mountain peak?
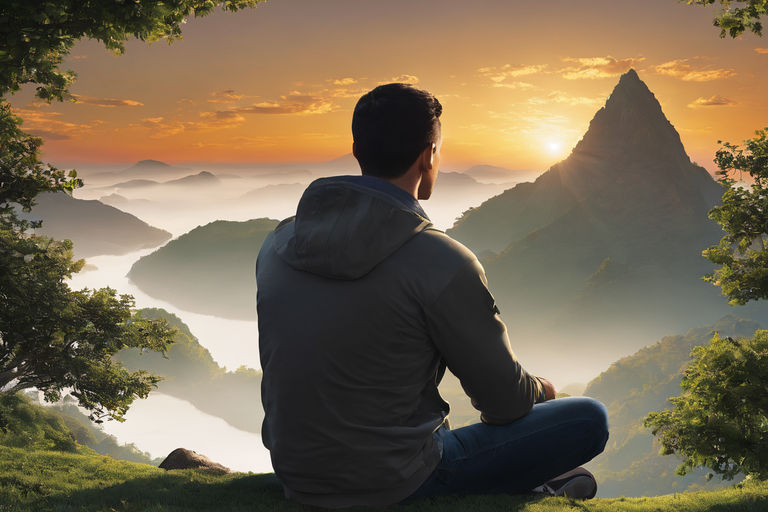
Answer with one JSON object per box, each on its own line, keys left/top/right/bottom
{"left": 570, "top": 70, "right": 689, "bottom": 166}
{"left": 134, "top": 159, "right": 170, "bottom": 167}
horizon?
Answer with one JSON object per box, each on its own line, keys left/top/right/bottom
{"left": 6, "top": 0, "right": 768, "bottom": 176}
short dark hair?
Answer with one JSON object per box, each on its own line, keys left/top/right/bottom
{"left": 352, "top": 83, "right": 442, "bottom": 179}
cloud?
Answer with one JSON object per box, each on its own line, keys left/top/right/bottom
{"left": 655, "top": 59, "right": 736, "bottom": 81}
{"left": 70, "top": 94, "right": 143, "bottom": 108}
{"left": 232, "top": 92, "right": 336, "bottom": 115}
{"left": 560, "top": 57, "right": 645, "bottom": 79}
{"left": 332, "top": 78, "right": 358, "bottom": 86}
{"left": 207, "top": 89, "right": 244, "bottom": 103}
{"left": 478, "top": 64, "right": 547, "bottom": 84}
{"left": 133, "top": 109, "right": 246, "bottom": 138}
{"left": 687, "top": 95, "right": 737, "bottom": 108}
{"left": 528, "top": 90, "right": 604, "bottom": 106}
{"left": 755, "top": 48, "right": 768, "bottom": 54}
{"left": 12, "top": 107, "right": 96, "bottom": 140}
{"left": 492, "top": 81, "right": 535, "bottom": 90}
{"left": 383, "top": 74, "right": 420, "bottom": 85}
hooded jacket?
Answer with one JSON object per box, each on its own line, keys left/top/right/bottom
{"left": 256, "top": 175, "right": 546, "bottom": 508}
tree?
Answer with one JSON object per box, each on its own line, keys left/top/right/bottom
{"left": 682, "top": 0, "right": 768, "bottom": 37}
{"left": 644, "top": 332, "right": 768, "bottom": 480}
{"left": 702, "top": 128, "right": 768, "bottom": 306}
{"left": 645, "top": 3, "right": 768, "bottom": 483}
{"left": 0, "top": 1, "right": 261, "bottom": 422}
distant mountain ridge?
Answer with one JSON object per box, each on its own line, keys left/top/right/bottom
{"left": 25, "top": 192, "right": 171, "bottom": 258}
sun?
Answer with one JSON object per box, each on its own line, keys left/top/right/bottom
{"left": 546, "top": 141, "right": 562, "bottom": 155}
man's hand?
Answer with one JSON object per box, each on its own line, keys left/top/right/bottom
{"left": 538, "top": 377, "right": 557, "bottom": 401}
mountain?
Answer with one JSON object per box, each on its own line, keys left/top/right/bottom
{"left": 163, "top": 171, "right": 221, "bottom": 187}
{"left": 583, "top": 316, "right": 758, "bottom": 497}
{"left": 445, "top": 69, "right": 766, "bottom": 373}
{"left": 118, "top": 159, "right": 193, "bottom": 179}
{"left": 127, "top": 218, "right": 279, "bottom": 319}
{"left": 90, "top": 159, "right": 194, "bottom": 182}
{"left": 462, "top": 165, "right": 540, "bottom": 184}
{"left": 25, "top": 192, "right": 171, "bottom": 258}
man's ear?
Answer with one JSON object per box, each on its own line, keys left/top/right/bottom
{"left": 420, "top": 144, "right": 435, "bottom": 172}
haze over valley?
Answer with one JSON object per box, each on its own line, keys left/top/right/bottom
{"left": 19, "top": 69, "right": 767, "bottom": 498}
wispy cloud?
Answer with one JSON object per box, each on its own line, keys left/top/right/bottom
{"left": 687, "top": 95, "right": 737, "bottom": 108}
{"left": 207, "top": 89, "right": 244, "bottom": 103}
{"left": 477, "top": 64, "right": 547, "bottom": 85}
{"left": 70, "top": 94, "right": 143, "bottom": 108}
{"left": 755, "top": 48, "right": 768, "bottom": 54}
{"left": 655, "top": 59, "right": 736, "bottom": 81}
{"left": 560, "top": 57, "right": 645, "bottom": 79}
{"left": 379, "top": 74, "right": 420, "bottom": 85}
{"left": 231, "top": 92, "right": 336, "bottom": 115}
{"left": 492, "top": 81, "right": 535, "bottom": 90}
{"left": 528, "top": 90, "right": 604, "bottom": 106}
{"left": 332, "top": 78, "right": 358, "bottom": 86}
{"left": 13, "top": 107, "right": 97, "bottom": 140}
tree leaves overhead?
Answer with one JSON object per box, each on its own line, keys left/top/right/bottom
{"left": 0, "top": 0, "right": 264, "bottom": 423}
{"left": 682, "top": 0, "right": 768, "bottom": 38}
{"left": 0, "top": 0, "right": 264, "bottom": 101}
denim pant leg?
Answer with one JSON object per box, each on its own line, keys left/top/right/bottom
{"left": 406, "top": 397, "right": 609, "bottom": 499}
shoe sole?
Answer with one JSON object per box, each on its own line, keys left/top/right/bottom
{"left": 550, "top": 475, "right": 597, "bottom": 499}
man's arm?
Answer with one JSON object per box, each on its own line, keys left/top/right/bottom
{"left": 423, "top": 257, "right": 549, "bottom": 425}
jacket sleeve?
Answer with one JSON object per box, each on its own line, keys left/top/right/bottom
{"left": 423, "top": 257, "right": 547, "bottom": 424}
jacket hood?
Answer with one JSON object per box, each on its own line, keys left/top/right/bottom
{"left": 273, "top": 177, "right": 432, "bottom": 280}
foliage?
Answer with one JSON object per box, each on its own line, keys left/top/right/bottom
{"left": 645, "top": 330, "right": 768, "bottom": 480}
{"left": 2, "top": 447, "right": 768, "bottom": 512}
{"left": 1, "top": 96, "right": 177, "bottom": 423}
{"left": 0, "top": 0, "right": 266, "bottom": 426}
{"left": 703, "top": 128, "right": 768, "bottom": 306}
{"left": 0, "top": 0, "right": 263, "bottom": 101}
{"left": 682, "top": 0, "right": 768, "bottom": 37}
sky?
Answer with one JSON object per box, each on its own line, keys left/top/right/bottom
{"left": 7, "top": 0, "right": 768, "bottom": 173}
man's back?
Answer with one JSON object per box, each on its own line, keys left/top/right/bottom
{"left": 256, "top": 176, "right": 544, "bottom": 507}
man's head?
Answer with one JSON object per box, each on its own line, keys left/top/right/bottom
{"left": 352, "top": 83, "right": 442, "bottom": 196}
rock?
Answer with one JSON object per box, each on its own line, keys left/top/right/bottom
{"left": 158, "top": 448, "right": 231, "bottom": 474}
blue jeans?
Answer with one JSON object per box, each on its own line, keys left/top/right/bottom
{"left": 405, "top": 397, "right": 609, "bottom": 500}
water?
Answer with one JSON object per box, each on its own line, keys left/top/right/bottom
{"left": 68, "top": 249, "right": 271, "bottom": 472}
{"left": 99, "top": 393, "right": 272, "bottom": 473}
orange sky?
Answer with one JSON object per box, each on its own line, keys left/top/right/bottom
{"left": 7, "top": 0, "right": 768, "bottom": 173}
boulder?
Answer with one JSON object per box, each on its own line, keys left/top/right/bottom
{"left": 158, "top": 448, "right": 231, "bottom": 474}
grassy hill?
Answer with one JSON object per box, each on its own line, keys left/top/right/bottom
{"left": 128, "top": 218, "right": 279, "bottom": 319}
{"left": 2, "top": 446, "right": 766, "bottom": 511}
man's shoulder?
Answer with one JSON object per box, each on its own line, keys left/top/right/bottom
{"left": 402, "top": 227, "right": 481, "bottom": 272}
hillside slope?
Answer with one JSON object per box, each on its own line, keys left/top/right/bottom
{"left": 128, "top": 218, "right": 279, "bottom": 319}
{"left": 584, "top": 316, "right": 760, "bottom": 497}
{"left": 25, "top": 191, "right": 171, "bottom": 258}
{"left": 2, "top": 447, "right": 766, "bottom": 511}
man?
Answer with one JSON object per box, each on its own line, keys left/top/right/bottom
{"left": 256, "top": 83, "right": 609, "bottom": 508}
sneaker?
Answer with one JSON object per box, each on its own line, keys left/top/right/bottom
{"left": 531, "top": 467, "right": 597, "bottom": 499}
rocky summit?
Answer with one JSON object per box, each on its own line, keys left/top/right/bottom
{"left": 446, "top": 70, "right": 762, "bottom": 367}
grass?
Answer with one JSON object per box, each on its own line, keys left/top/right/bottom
{"left": 2, "top": 446, "right": 767, "bottom": 511}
